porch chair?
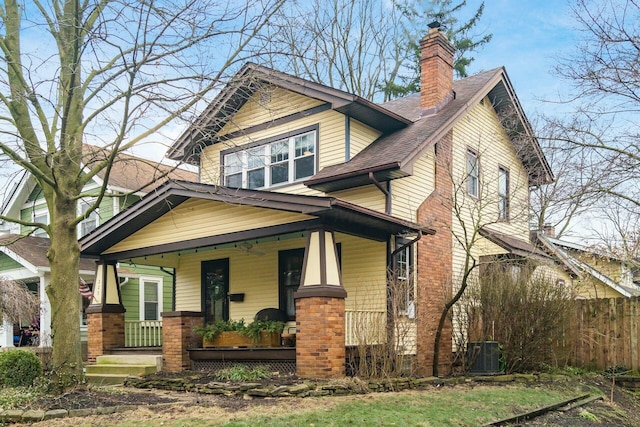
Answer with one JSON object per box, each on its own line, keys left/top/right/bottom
{"left": 254, "top": 308, "right": 287, "bottom": 322}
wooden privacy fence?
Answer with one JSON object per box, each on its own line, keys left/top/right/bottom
{"left": 559, "top": 297, "right": 640, "bottom": 371}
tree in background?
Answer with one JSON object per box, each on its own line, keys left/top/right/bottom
{"left": 535, "top": 0, "right": 639, "bottom": 242}
{"left": 268, "top": 0, "right": 491, "bottom": 102}
{"left": 0, "top": 0, "right": 285, "bottom": 386}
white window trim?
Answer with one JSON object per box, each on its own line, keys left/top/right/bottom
{"left": 78, "top": 198, "right": 100, "bottom": 238}
{"left": 31, "top": 208, "right": 49, "bottom": 237}
{"left": 498, "top": 166, "right": 510, "bottom": 221}
{"left": 466, "top": 149, "right": 480, "bottom": 198}
{"left": 223, "top": 129, "right": 317, "bottom": 189}
{"left": 395, "top": 238, "right": 415, "bottom": 319}
{"left": 139, "top": 276, "right": 163, "bottom": 322}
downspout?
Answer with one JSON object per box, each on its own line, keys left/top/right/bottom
{"left": 160, "top": 267, "right": 176, "bottom": 311}
{"left": 369, "top": 172, "right": 392, "bottom": 215}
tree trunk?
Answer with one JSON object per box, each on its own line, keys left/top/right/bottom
{"left": 46, "top": 194, "right": 82, "bottom": 382}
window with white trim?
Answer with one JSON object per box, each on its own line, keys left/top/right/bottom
{"left": 78, "top": 199, "right": 99, "bottom": 237}
{"left": 498, "top": 167, "right": 510, "bottom": 220}
{"left": 32, "top": 209, "right": 48, "bottom": 237}
{"left": 223, "top": 130, "right": 316, "bottom": 189}
{"left": 466, "top": 149, "right": 479, "bottom": 197}
{"left": 394, "top": 238, "right": 415, "bottom": 318}
{"left": 139, "top": 277, "right": 163, "bottom": 321}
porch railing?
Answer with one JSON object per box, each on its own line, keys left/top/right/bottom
{"left": 124, "top": 320, "right": 163, "bottom": 347}
{"left": 345, "top": 309, "right": 386, "bottom": 346}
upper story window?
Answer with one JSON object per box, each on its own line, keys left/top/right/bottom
{"left": 498, "top": 167, "right": 510, "bottom": 220}
{"left": 466, "top": 149, "right": 479, "bottom": 197}
{"left": 78, "top": 199, "right": 99, "bottom": 237}
{"left": 223, "top": 129, "right": 317, "bottom": 189}
{"left": 32, "top": 209, "right": 48, "bottom": 238}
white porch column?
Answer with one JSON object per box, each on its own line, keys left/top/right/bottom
{"left": 0, "top": 318, "right": 15, "bottom": 347}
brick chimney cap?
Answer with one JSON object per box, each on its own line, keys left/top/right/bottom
{"left": 428, "top": 21, "right": 441, "bottom": 29}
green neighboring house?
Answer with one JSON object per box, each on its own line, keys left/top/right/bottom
{"left": 0, "top": 145, "right": 196, "bottom": 353}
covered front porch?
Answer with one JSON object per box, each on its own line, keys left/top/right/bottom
{"left": 80, "top": 181, "right": 432, "bottom": 378}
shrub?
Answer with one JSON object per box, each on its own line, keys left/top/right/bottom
{"left": 0, "top": 350, "right": 43, "bottom": 387}
{"left": 462, "top": 260, "right": 574, "bottom": 373}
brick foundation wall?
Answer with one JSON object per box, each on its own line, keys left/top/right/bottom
{"left": 416, "top": 131, "right": 454, "bottom": 376}
{"left": 86, "top": 309, "right": 125, "bottom": 363}
{"left": 162, "top": 311, "right": 203, "bottom": 372}
{"left": 295, "top": 296, "right": 346, "bottom": 378}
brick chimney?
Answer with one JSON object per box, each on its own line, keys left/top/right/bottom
{"left": 420, "top": 22, "right": 455, "bottom": 115}
{"left": 542, "top": 224, "right": 556, "bottom": 238}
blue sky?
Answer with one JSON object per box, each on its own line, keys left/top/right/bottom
{"left": 464, "top": 0, "right": 580, "bottom": 117}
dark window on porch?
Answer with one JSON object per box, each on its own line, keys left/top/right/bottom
{"left": 393, "top": 238, "right": 414, "bottom": 317}
{"left": 278, "top": 244, "right": 342, "bottom": 321}
{"left": 202, "top": 259, "right": 230, "bottom": 324}
{"left": 279, "top": 248, "right": 304, "bottom": 321}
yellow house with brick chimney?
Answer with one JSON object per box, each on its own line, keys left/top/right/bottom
{"left": 80, "top": 26, "right": 553, "bottom": 378}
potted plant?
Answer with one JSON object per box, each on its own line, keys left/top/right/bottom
{"left": 195, "top": 319, "right": 284, "bottom": 348}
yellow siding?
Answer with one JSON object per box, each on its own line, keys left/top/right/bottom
{"left": 338, "top": 233, "right": 387, "bottom": 312}
{"left": 218, "top": 87, "right": 324, "bottom": 137}
{"left": 330, "top": 185, "right": 386, "bottom": 213}
{"left": 390, "top": 147, "right": 435, "bottom": 221}
{"left": 450, "top": 100, "right": 532, "bottom": 282}
{"left": 105, "top": 199, "right": 313, "bottom": 253}
{"left": 349, "top": 119, "right": 382, "bottom": 159}
{"left": 173, "top": 233, "right": 388, "bottom": 319}
{"left": 449, "top": 100, "right": 533, "bottom": 347}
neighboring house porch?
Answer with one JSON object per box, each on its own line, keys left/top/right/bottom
{"left": 0, "top": 235, "right": 168, "bottom": 353}
{"left": 80, "top": 181, "right": 433, "bottom": 378}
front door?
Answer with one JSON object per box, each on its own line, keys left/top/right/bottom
{"left": 202, "top": 259, "right": 229, "bottom": 324}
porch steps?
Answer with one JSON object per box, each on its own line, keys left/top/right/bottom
{"left": 85, "top": 354, "right": 162, "bottom": 386}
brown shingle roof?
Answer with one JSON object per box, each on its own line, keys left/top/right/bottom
{"left": 305, "top": 68, "right": 552, "bottom": 191}
{"left": 82, "top": 144, "right": 197, "bottom": 193}
{"left": 0, "top": 234, "right": 96, "bottom": 272}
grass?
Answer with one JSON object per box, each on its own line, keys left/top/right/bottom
{"left": 109, "top": 384, "right": 579, "bottom": 427}
{"left": 215, "top": 365, "right": 271, "bottom": 381}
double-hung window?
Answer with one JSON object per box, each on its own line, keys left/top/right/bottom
{"left": 498, "top": 167, "right": 510, "bottom": 220}
{"left": 31, "top": 209, "right": 49, "bottom": 238}
{"left": 466, "top": 149, "right": 480, "bottom": 197}
{"left": 78, "top": 199, "right": 99, "bottom": 237}
{"left": 140, "top": 277, "right": 163, "bottom": 321}
{"left": 394, "top": 238, "right": 415, "bottom": 318}
{"left": 223, "top": 129, "right": 316, "bottom": 189}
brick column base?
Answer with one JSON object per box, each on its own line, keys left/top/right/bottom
{"left": 86, "top": 305, "right": 125, "bottom": 363}
{"left": 295, "top": 294, "right": 346, "bottom": 378}
{"left": 161, "top": 311, "right": 203, "bottom": 372}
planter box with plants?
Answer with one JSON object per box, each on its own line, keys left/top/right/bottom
{"left": 195, "top": 319, "right": 285, "bottom": 348}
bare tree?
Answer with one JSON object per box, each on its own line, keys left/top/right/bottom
{"left": 0, "top": 0, "right": 285, "bottom": 384}
{"left": 537, "top": 0, "right": 640, "bottom": 237}
{"left": 267, "top": 0, "right": 491, "bottom": 102}
{"left": 0, "top": 277, "right": 39, "bottom": 325}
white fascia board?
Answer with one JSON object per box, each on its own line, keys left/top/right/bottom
{"left": 0, "top": 267, "right": 40, "bottom": 281}
{"left": 0, "top": 246, "right": 39, "bottom": 274}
